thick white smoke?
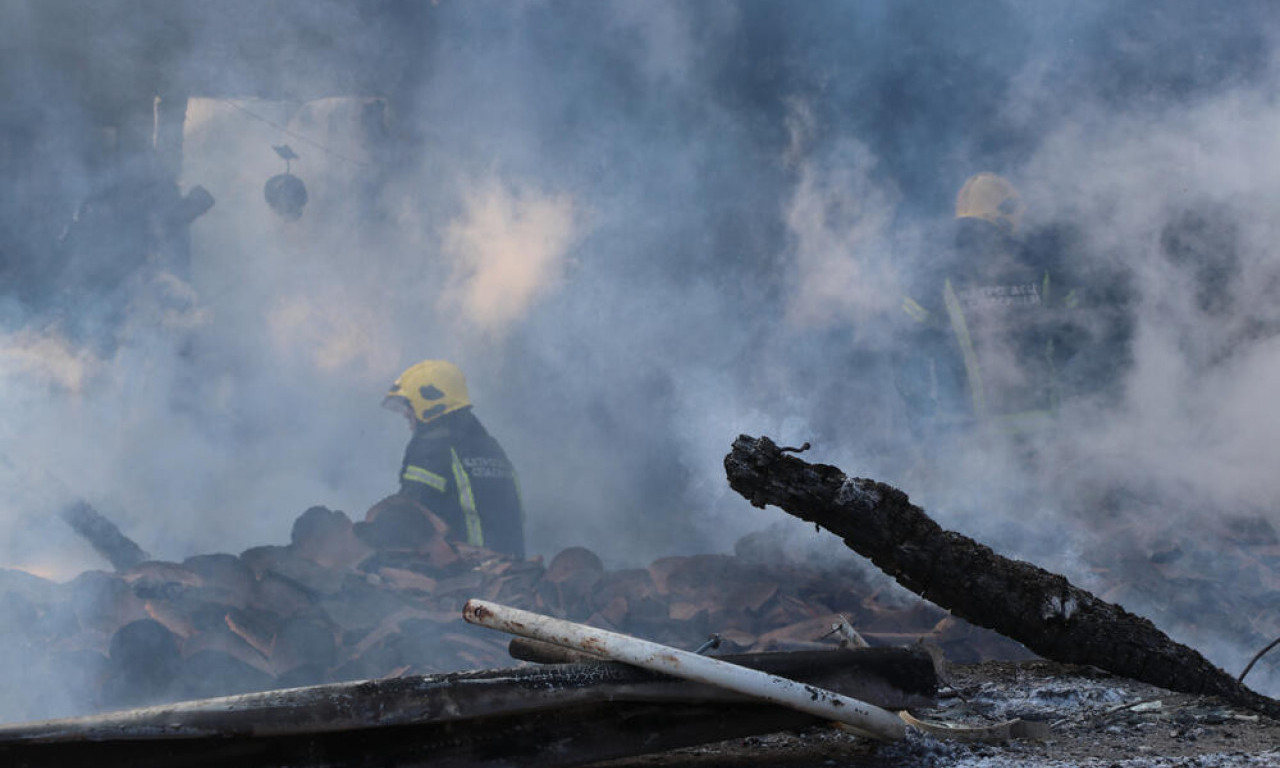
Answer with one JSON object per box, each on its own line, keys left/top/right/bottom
{"left": 439, "top": 178, "right": 579, "bottom": 341}
{"left": 4, "top": 0, "right": 1280, "bottom": 718}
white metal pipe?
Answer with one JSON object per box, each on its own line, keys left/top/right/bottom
{"left": 463, "top": 599, "right": 905, "bottom": 742}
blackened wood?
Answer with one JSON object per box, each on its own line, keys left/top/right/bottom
{"left": 60, "top": 501, "right": 150, "bottom": 572}
{"left": 508, "top": 636, "right": 602, "bottom": 664}
{"left": 0, "top": 702, "right": 827, "bottom": 768}
{"left": 0, "top": 648, "right": 935, "bottom": 767}
{"left": 724, "top": 434, "right": 1280, "bottom": 719}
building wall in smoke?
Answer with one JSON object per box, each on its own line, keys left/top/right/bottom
{"left": 0, "top": 0, "right": 439, "bottom": 344}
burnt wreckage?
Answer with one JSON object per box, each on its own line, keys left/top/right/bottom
{"left": 0, "top": 436, "right": 1277, "bottom": 766}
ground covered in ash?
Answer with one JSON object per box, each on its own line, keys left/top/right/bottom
{"left": 596, "top": 660, "right": 1280, "bottom": 768}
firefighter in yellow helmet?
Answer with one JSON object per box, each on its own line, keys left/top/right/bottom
{"left": 380, "top": 360, "right": 526, "bottom": 557}
{"left": 955, "top": 171, "right": 1023, "bottom": 234}
{"left": 897, "top": 173, "right": 1078, "bottom": 437}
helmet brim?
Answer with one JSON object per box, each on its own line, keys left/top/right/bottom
{"left": 382, "top": 395, "right": 414, "bottom": 419}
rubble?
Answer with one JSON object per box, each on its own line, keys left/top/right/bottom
{"left": 0, "top": 438, "right": 1275, "bottom": 764}
{"left": 0, "top": 501, "right": 1030, "bottom": 723}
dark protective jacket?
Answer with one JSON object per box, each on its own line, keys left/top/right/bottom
{"left": 896, "top": 218, "right": 1081, "bottom": 436}
{"left": 397, "top": 407, "right": 526, "bottom": 557}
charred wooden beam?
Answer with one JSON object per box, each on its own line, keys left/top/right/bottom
{"left": 509, "top": 636, "right": 603, "bottom": 664}
{"left": 0, "top": 648, "right": 935, "bottom": 767}
{"left": 724, "top": 434, "right": 1280, "bottom": 719}
{"left": 60, "top": 501, "right": 150, "bottom": 572}
{"left": 0, "top": 701, "right": 837, "bottom": 768}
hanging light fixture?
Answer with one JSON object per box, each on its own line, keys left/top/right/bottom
{"left": 264, "top": 144, "right": 308, "bottom": 221}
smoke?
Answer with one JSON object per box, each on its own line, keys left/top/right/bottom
{"left": 4, "top": 0, "right": 1280, "bottom": 717}
{"left": 0, "top": 328, "right": 100, "bottom": 392}
{"left": 439, "top": 178, "right": 579, "bottom": 341}
{"left": 781, "top": 101, "right": 903, "bottom": 331}
{"left": 901, "top": 11, "right": 1280, "bottom": 696}
{"left": 1018, "top": 86, "right": 1280, "bottom": 511}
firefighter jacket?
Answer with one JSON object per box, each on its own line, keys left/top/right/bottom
{"left": 896, "top": 220, "right": 1080, "bottom": 436}
{"left": 397, "top": 407, "right": 526, "bottom": 558}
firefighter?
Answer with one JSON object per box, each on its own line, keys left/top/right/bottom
{"left": 379, "top": 359, "right": 526, "bottom": 557}
{"left": 896, "top": 172, "right": 1079, "bottom": 438}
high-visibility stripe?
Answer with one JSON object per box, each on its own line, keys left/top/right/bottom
{"left": 451, "top": 448, "right": 483, "bottom": 547}
{"left": 512, "top": 470, "right": 527, "bottom": 525}
{"left": 943, "top": 278, "right": 987, "bottom": 419}
{"left": 403, "top": 464, "right": 448, "bottom": 492}
{"left": 902, "top": 296, "right": 930, "bottom": 323}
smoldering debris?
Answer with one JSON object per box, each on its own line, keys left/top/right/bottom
{"left": 0, "top": 458, "right": 1278, "bottom": 764}
{"left": 0, "top": 499, "right": 1027, "bottom": 723}
{"left": 0, "top": 646, "right": 936, "bottom": 768}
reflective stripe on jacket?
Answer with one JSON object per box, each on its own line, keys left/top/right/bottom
{"left": 899, "top": 269, "right": 1073, "bottom": 433}
{"left": 397, "top": 407, "right": 526, "bottom": 557}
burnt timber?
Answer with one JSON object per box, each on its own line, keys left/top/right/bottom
{"left": 59, "top": 501, "right": 151, "bottom": 572}
{"left": 724, "top": 434, "right": 1280, "bottom": 720}
{"left": 0, "top": 647, "right": 935, "bottom": 768}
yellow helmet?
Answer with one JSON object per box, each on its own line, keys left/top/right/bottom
{"left": 383, "top": 360, "right": 472, "bottom": 425}
{"left": 955, "top": 172, "right": 1023, "bottom": 234}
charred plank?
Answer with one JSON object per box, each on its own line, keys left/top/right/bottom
{"left": 0, "top": 702, "right": 833, "bottom": 768}
{"left": 0, "top": 648, "right": 935, "bottom": 767}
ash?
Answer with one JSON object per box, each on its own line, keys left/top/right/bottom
{"left": 892, "top": 660, "right": 1280, "bottom": 767}
{"left": 600, "top": 660, "right": 1280, "bottom": 768}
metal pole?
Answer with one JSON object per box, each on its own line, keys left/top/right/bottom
{"left": 463, "top": 599, "right": 906, "bottom": 742}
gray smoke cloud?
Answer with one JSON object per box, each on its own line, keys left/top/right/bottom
{"left": 3, "top": 0, "right": 1280, "bottom": 718}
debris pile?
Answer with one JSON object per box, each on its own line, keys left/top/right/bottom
{"left": 0, "top": 438, "right": 1274, "bottom": 732}
{"left": 0, "top": 437, "right": 1278, "bottom": 766}
{"left": 0, "top": 500, "right": 1022, "bottom": 722}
